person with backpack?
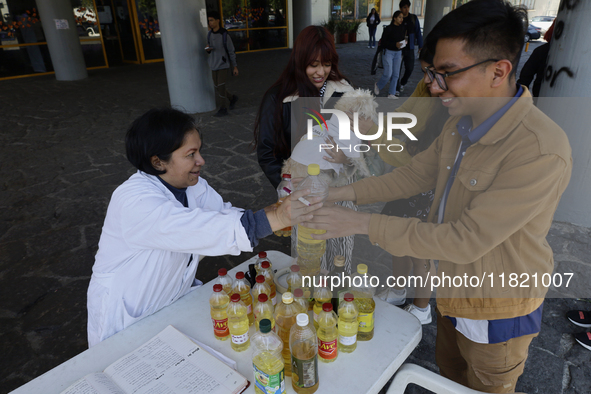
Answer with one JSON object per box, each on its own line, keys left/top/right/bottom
{"left": 396, "top": 0, "right": 423, "bottom": 96}
{"left": 206, "top": 11, "right": 238, "bottom": 117}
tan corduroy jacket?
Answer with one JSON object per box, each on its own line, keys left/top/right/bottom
{"left": 352, "top": 88, "right": 572, "bottom": 320}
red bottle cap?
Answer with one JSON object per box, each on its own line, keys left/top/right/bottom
{"left": 282, "top": 174, "right": 292, "bottom": 179}
{"left": 258, "top": 293, "right": 268, "bottom": 303}
{"left": 290, "top": 265, "right": 300, "bottom": 272}
{"left": 294, "top": 288, "right": 304, "bottom": 297}
{"left": 235, "top": 271, "right": 245, "bottom": 279}
{"left": 256, "top": 275, "right": 265, "bottom": 283}
{"left": 344, "top": 292, "right": 354, "bottom": 302}
{"left": 230, "top": 293, "right": 241, "bottom": 302}
{"left": 323, "top": 303, "right": 333, "bottom": 312}
{"left": 261, "top": 261, "right": 270, "bottom": 269}
{"left": 258, "top": 251, "right": 267, "bottom": 258}
{"left": 218, "top": 268, "right": 227, "bottom": 276}
{"left": 213, "top": 284, "right": 223, "bottom": 292}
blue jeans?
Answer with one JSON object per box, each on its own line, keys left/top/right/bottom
{"left": 377, "top": 49, "right": 402, "bottom": 96}
{"left": 368, "top": 26, "right": 377, "bottom": 47}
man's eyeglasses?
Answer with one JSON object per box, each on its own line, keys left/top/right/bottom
{"left": 423, "top": 59, "right": 499, "bottom": 91}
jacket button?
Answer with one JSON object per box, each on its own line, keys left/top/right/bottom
{"left": 470, "top": 179, "right": 477, "bottom": 186}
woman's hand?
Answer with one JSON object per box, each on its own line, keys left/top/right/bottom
{"left": 322, "top": 135, "right": 350, "bottom": 164}
{"left": 266, "top": 188, "right": 323, "bottom": 231}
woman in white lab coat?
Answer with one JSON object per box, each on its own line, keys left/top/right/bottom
{"left": 87, "top": 108, "right": 315, "bottom": 347}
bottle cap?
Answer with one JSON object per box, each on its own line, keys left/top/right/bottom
{"left": 307, "top": 163, "right": 320, "bottom": 176}
{"left": 218, "top": 268, "right": 227, "bottom": 276}
{"left": 357, "top": 264, "right": 368, "bottom": 275}
{"left": 297, "top": 313, "right": 309, "bottom": 326}
{"left": 282, "top": 292, "right": 294, "bottom": 304}
{"left": 293, "top": 288, "right": 304, "bottom": 297}
{"left": 344, "top": 292, "right": 354, "bottom": 302}
{"left": 333, "top": 256, "right": 345, "bottom": 267}
{"left": 261, "top": 261, "right": 270, "bottom": 269}
{"left": 259, "top": 319, "right": 272, "bottom": 333}
{"left": 256, "top": 275, "right": 265, "bottom": 283}
{"left": 282, "top": 174, "right": 292, "bottom": 179}
{"left": 258, "top": 293, "right": 268, "bottom": 303}
{"left": 258, "top": 251, "right": 267, "bottom": 258}
{"left": 213, "top": 284, "right": 223, "bottom": 292}
{"left": 322, "top": 303, "right": 333, "bottom": 312}
{"left": 235, "top": 271, "right": 245, "bottom": 279}
{"left": 290, "top": 265, "right": 300, "bottom": 272}
{"left": 231, "top": 293, "right": 241, "bottom": 302}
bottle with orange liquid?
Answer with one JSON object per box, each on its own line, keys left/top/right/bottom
{"left": 233, "top": 271, "right": 254, "bottom": 325}
{"left": 210, "top": 284, "right": 230, "bottom": 341}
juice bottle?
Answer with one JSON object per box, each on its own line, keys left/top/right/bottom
{"left": 286, "top": 264, "right": 303, "bottom": 293}
{"left": 255, "top": 251, "right": 272, "bottom": 273}
{"left": 296, "top": 164, "right": 329, "bottom": 276}
{"left": 216, "top": 268, "right": 234, "bottom": 295}
{"left": 329, "top": 255, "right": 348, "bottom": 313}
{"left": 254, "top": 293, "right": 275, "bottom": 332}
{"left": 293, "top": 288, "right": 308, "bottom": 313}
{"left": 289, "top": 313, "right": 319, "bottom": 393}
{"left": 227, "top": 293, "right": 250, "bottom": 352}
{"left": 252, "top": 319, "right": 286, "bottom": 394}
{"left": 252, "top": 275, "right": 271, "bottom": 307}
{"left": 312, "top": 278, "right": 332, "bottom": 330}
{"left": 233, "top": 271, "right": 254, "bottom": 325}
{"left": 274, "top": 173, "right": 293, "bottom": 237}
{"left": 317, "top": 303, "right": 338, "bottom": 363}
{"left": 210, "top": 284, "right": 230, "bottom": 341}
{"left": 338, "top": 293, "right": 359, "bottom": 353}
{"left": 274, "top": 292, "right": 301, "bottom": 377}
{"left": 259, "top": 261, "right": 277, "bottom": 305}
{"left": 352, "top": 264, "right": 376, "bottom": 341}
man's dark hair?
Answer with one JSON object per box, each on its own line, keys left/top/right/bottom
{"left": 207, "top": 11, "right": 220, "bottom": 20}
{"left": 126, "top": 108, "right": 198, "bottom": 176}
{"left": 399, "top": 0, "right": 411, "bottom": 8}
{"left": 427, "top": 0, "right": 526, "bottom": 77}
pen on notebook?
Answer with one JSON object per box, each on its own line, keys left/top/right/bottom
{"left": 283, "top": 187, "right": 312, "bottom": 207}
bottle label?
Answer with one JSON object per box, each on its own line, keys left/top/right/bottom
{"left": 358, "top": 312, "right": 375, "bottom": 332}
{"left": 231, "top": 332, "right": 249, "bottom": 344}
{"left": 339, "top": 334, "right": 357, "bottom": 346}
{"left": 318, "top": 338, "right": 338, "bottom": 360}
{"left": 211, "top": 317, "right": 229, "bottom": 337}
{"left": 290, "top": 355, "right": 318, "bottom": 388}
{"left": 253, "top": 363, "right": 285, "bottom": 394}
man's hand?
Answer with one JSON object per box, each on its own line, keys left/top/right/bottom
{"left": 300, "top": 205, "right": 371, "bottom": 240}
{"left": 233, "top": 67, "right": 239, "bottom": 76}
{"left": 266, "top": 188, "right": 323, "bottom": 231}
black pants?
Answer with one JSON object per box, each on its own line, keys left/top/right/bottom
{"left": 396, "top": 48, "right": 415, "bottom": 90}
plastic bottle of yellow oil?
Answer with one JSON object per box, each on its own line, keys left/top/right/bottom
{"left": 290, "top": 313, "right": 319, "bottom": 393}
{"left": 274, "top": 292, "right": 300, "bottom": 377}
{"left": 286, "top": 264, "right": 303, "bottom": 293}
{"left": 252, "top": 275, "right": 271, "bottom": 307}
{"left": 233, "top": 271, "right": 254, "bottom": 325}
{"left": 227, "top": 293, "right": 250, "bottom": 352}
{"left": 259, "top": 261, "right": 277, "bottom": 306}
{"left": 293, "top": 288, "right": 308, "bottom": 313}
{"left": 313, "top": 278, "right": 332, "bottom": 330}
{"left": 254, "top": 293, "right": 275, "bottom": 332}
{"left": 351, "top": 264, "right": 376, "bottom": 341}
{"left": 338, "top": 293, "right": 359, "bottom": 353}
{"left": 252, "top": 318, "right": 286, "bottom": 394}
{"left": 210, "top": 284, "right": 230, "bottom": 341}
{"left": 255, "top": 251, "right": 273, "bottom": 274}
{"left": 216, "top": 268, "right": 234, "bottom": 295}
{"left": 316, "top": 303, "right": 338, "bottom": 363}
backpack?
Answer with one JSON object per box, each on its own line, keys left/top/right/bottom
{"left": 207, "top": 29, "right": 230, "bottom": 64}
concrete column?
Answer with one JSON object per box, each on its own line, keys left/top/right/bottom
{"left": 292, "top": 0, "right": 312, "bottom": 41}
{"left": 36, "top": 0, "right": 87, "bottom": 81}
{"left": 538, "top": 1, "right": 591, "bottom": 228}
{"left": 155, "top": 0, "right": 215, "bottom": 113}
{"left": 422, "top": 0, "right": 453, "bottom": 39}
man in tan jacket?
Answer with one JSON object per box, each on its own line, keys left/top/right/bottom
{"left": 304, "top": 0, "right": 572, "bottom": 392}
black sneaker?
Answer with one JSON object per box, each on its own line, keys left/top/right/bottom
{"left": 214, "top": 107, "right": 228, "bottom": 117}
{"left": 566, "top": 310, "right": 591, "bottom": 328}
{"left": 574, "top": 331, "right": 591, "bottom": 351}
{"left": 229, "top": 95, "right": 238, "bottom": 110}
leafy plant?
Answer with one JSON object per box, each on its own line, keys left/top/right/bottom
{"left": 336, "top": 19, "right": 351, "bottom": 34}
{"left": 321, "top": 19, "right": 337, "bottom": 36}
{"left": 348, "top": 19, "right": 362, "bottom": 34}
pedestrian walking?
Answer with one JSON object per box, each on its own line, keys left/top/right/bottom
{"left": 366, "top": 8, "right": 381, "bottom": 49}
{"left": 396, "top": 0, "right": 423, "bottom": 95}
{"left": 374, "top": 11, "right": 407, "bottom": 99}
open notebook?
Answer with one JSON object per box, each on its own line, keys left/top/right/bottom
{"left": 60, "top": 325, "right": 249, "bottom": 394}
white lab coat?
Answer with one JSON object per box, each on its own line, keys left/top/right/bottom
{"left": 87, "top": 171, "right": 252, "bottom": 347}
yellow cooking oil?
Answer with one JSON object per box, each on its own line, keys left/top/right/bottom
{"left": 337, "top": 293, "right": 358, "bottom": 353}
{"left": 227, "top": 293, "right": 250, "bottom": 352}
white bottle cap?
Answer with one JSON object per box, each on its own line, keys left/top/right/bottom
{"left": 297, "top": 313, "right": 309, "bottom": 326}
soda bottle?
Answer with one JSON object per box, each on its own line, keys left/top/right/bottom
{"left": 233, "top": 271, "right": 254, "bottom": 325}
{"left": 274, "top": 174, "right": 293, "bottom": 237}
{"left": 252, "top": 318, "right": 286, "bottom": 394}
{"left": 252, "top": 275, "right": 271, "bottom": 307}
{"left": 289, "top": 313, "right": 319, "bottom": 393}
{"left": 338, "top": 293, "right": 359, "bottom": 353}
{"left": 254, "top": 293, "right": 275, "bottom": 332}
{"left": 293, "top": 288, "right": 308, "bottom": 313}
{"left": 351, "top": 264, "right": 376, "bottom": 341}
{"left": 259, "top": 261, "right": 277, "bottom": 305}
{"left": 296, "top": 164, "right": 329, "bottom": 276}
{"left": 286, "top": 264, "right": 303, "bottom": 293}
{"left": 274, "top": 292, "right": 301, "bottom": 376}
{"left": 227, "top": 293, "right": 250, "bottom": 352}
{"left": 317, "top": 303, "right": 338, "bottom": 363}
{"left": 329, "top": 256, "right": 348, "bottom": 313}
{"left": 255, "top": 251, "right": 272, "bottom": 274}
{"left": 313, "top": 278, "right": 332, "bottom": 330}
{"left": 216, "top": 268, "right": 234, "bottom": 295}
{"left": 210, "top": 284, "right": 230, "bottom": 341}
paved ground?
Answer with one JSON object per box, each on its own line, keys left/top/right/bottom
{"left": 1, "top": 40, "right": 590, "bottom": 393}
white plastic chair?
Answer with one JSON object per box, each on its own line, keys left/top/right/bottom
{"left": 386, "top": 363, "right": 526, "bottom": 394}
